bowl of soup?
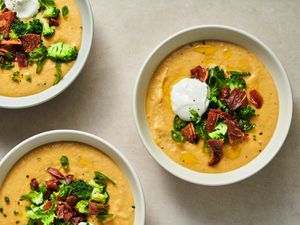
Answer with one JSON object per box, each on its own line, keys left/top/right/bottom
{"left": 0, "top": 130, "right": 145, "bottom": 225}
{"left": 133, "top": 25, "right": 293, "bottom": 186}
{"left": 0, "top": 0, "right": 93, "bottom": 108}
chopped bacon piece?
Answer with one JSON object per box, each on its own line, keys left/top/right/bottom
{"left": 88, "top": 202, "right": 107, "bottom": 216}
{"left": 65, "top": 175, "right": 74, "bottom": 184}
{"left": 0, "top": 11, "right": 16, "bottom": 38}
{"left": 249, "top": 90, "right": 263, "bottom": 109}
{"left": 43, "top": 201, "right": 52, "bottom": 211}
{"left": 207, "top": 139, "right": 223, "bottom": 166}
{"left": 191, "top": 65, "right": 208, "bottom": 82}
{"left": 56, "top": 202, "right": 74, "bottom": 222}
{"left": 47, "top": 167, "right": 65, "bottom": 179}
{"left": 48, "top": 18, "right": 59, "bottom": 26}
{"left": 66, "top": 195, "right": 78, "bottom": 206}
{"left": 22, "top": 34, "right": 41, "bottom": 52}
{"left": 220, "top": 85, "right": 230, "bottom": 103}
{"left": 181, "top": 122, "right": 197, "bottom": 143}
{"left": 206, "top": 110, "right": 220, "bottom": 132}
{"left": 45, "top": 179, "right": 59, "bottom": 191}
{"left": 0, "top": 39, "right": 22, "bottom": 45}
{"left": 30, "top": 178, "right": 39, "bottom": 191}
{"left": 16, "top": 52, "right": 28, "bottom": 68}
{"left": 225, "top": 88, "right": 248, "bottom": 111}
{"left": 206, "top": 108, "right": 231, "bottom": 132}
{"left": 225, "top": 119, "right": 247, "bottom": 144}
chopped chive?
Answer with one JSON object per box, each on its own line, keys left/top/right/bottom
{"left": 4, "top": 197, "right": 10, "bottom": 203}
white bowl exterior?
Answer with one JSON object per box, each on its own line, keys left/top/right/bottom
{"left": 134, "top": 25, "right": 293, "bottom": 186}
{"left": 0, "top": 130, "right": 145, "bottom": 225}
{"left": 0, "top": 0, "right": 94, "bottom": 108}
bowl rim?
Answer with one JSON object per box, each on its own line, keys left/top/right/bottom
{"left": 0, "top": 129, "right": 146, "bottom": 225}
{"left": 0, "top": 0, "right": 94, "bottom": 109}
{"left": 133, "top": 24, "right": 293, "bottom": 186}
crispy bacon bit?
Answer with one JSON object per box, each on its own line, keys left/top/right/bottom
{"left": 249, "top": 90, "right": 263, "bottom": 109}
{"left": 225, "top": 119, "right": 247, "bottom": 144}
{"left": 0, "top": 11, "right": 16, "bottom": 38}
{"left": 47, "top": 167, "right": 65, "bottom": 179}
{"left": 22, "top": 34, "right": 41, "bottom": 52}
{"left": 191, "top": 65, "right": 209, "bottom": 82}
{"left": 220, "top": 85, "right": 230, "bottom": 103}
{"left": 16, "top": 52, "right": 28, "bottom": 68}
{"left": 66, "top": 196, "right": 78, "bottom": 206}
{"left": 30, "top": 178, "right": 39, "bottom": 191}
{"left": 88, "top": 202, "right": 107, "bottom": 216}
{"left": 45, "top": 179, "right": 59, "bottom": 191}
{"left": 181, "top": 122, "right": 197, "bottom": 143}
{"left": 65, "top": 175, "right": 74, "bottom": 184}
{"left": 43, "top": 201, "right": 52, "bottom": 211}
{"left": 210, "top": 109, "right": 231, "bottom": 119}
{"left": 225, "top": 88, "right": 248, "bottom": 111}
{"left": 48, "top": 18, "right": 59, "bottom": 26}
{"left": 206, "top": 110, "right": 220, "bottom": 132}
{"left": 56, "top": 202, "right": 74, "bottom": 222}
{"left": 0, "top": 39, "right": 22, "bottom": 46}
{"left": 207, "top": 139, "right": 223, "bottom": 166}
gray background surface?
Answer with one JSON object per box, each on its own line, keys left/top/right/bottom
{"left": 1, "top": 0, "right": 300, "bottom": 224}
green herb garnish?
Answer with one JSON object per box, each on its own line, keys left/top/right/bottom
{"left": 60, "top": 155, "right": 69, "bottom": 170}
{"left": 94, "top": 171, "right": 116, "bottom": 185}
{"left": 4, "top": 197, "right": 10, "bottom": 203}
{"left": 62, "top": 6, "right": 69, "bottom": 17}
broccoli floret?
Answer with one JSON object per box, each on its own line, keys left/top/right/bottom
{"left": 28, "top": 43, "right": 48, "bottom": 73}
{"left": 237, "top": 106, "right": 255, "bottom": 118}
{"left": 69, "top": 180, "right": 93, "bottom": 199}
{"left": 40, "top": 18, "right": 55, "bottom": 37}
{"left": 9, "top": 19, "right": 27, "bottom": 39}
{"left": 173, "top": 115, "right": 188, "bottom": 131}
{"left": 226, "top": 74, "right": 246, "bottom": 90}
{"left": 238, "top": 119, "right": 255, "bottom": 131}
{"left": 43, "top": 6, "right": 60, "bottom": 18}
{"left": 91, "top": 188, "right": 109, "bottom": 204}
{"left": 39, "top": 0, "right": 60, "bottom": 18}
{"left": 89, "top": 179, "right": 105, "bottom": 191}
{"left": 47, "top": 42, "right": 78, "bottom": 62}
{"left": 76, "top": 200, "right": 89, "bottom": 214}
{"left": 20, "top": 191, "right": 44, "bottom": 205}
{"left": 27, "top": 19, "right": 43, "bottom": 35}
{"left": 208, "top": 122, "right": 228, "bottom": 141}
{"left": 26, "top": 204, "right": 56, "bottom": 225}
{"left": 208, "top": 66, "right": 226, "bottom": 89}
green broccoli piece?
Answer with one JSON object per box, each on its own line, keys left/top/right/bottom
{"left": 9, "top": 19, "right": 27, "bottom": 39}
{"left": 94, "top": 171, "right": 116, "bottom": 185}
{"left": 228, "top": 71, "right": 251, "bottom": 76}
{"left": 76, "top": 200, "right": 89, "bottom": 214}
{"left": 39, "top": 0, "right": 60, "bottom": 18}
{"left": 237, "top": 106, "right": 255, "bottom": 118}
{"left": 173, "top": 115, "right": 188, "bottom": 131}
{"left": 209, "top": 86, "right": 228, "bottom": 111}
{"left": 47, "top": 42, "right": 78, "bottom": 62}
{"left": 20, "top": 191, "right": 44, "bottom": 205}
{"left": 238, "top": 119, "right": 255, "bottom": 132}
{"left": 208, "top": 122, "right": 228, "bottom": 141}
{"left": 27, "top": 19, "right": 43, "bottom": 35}
{"left": 28, "top": 43, "right": 48, "bottom": 73}
{"left": 226, "top": 74, "right": 246, "bottom": 90}
{"left": 40, "top": 18, "right": 55, "bottom": 37}
{"left": 69, "top": 180, "right": 93, "bottom": 199}
{"left": 171, "top": 130, "right": 186, "bottom": 143}
{"left": 89, "top": 179, "right": 105, "bottom": 191}
{"left": 26, "top": 204, "right": 56, "bottom": 225}
{"left": 207, "top": 66, "right": 226, "bottom": 89}
{"left": 91, "top": 188, "right": 109, "bottom": 204}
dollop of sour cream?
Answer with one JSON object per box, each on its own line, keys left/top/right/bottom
{"left": 5, "top": 0, "right": 40, "bottom": 19}
{"left": 171, "top": 78, "right": 210, "bottom": 121}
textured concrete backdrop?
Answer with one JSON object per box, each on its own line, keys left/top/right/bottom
{"left": 0, "top": 0, "right": 299, "bottom": 224}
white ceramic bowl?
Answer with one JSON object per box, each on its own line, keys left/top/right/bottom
{"left": 0, "top": 130, "right": 145, "bottom": 225}
{"left": 0, "top": 0, "right": 94, "bottom": 109}
{"left": 133, "top": 25, "right": 293, "bottom": 186}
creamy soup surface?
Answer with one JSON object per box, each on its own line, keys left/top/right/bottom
{"left": 0, "top": 142, "right": 135, "bottom": 225}
{"left": 146, "top": 41, "right": 279, "bottom": 173}
{"left": 0, "top": 0, "right": 82, "bottom": 97}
